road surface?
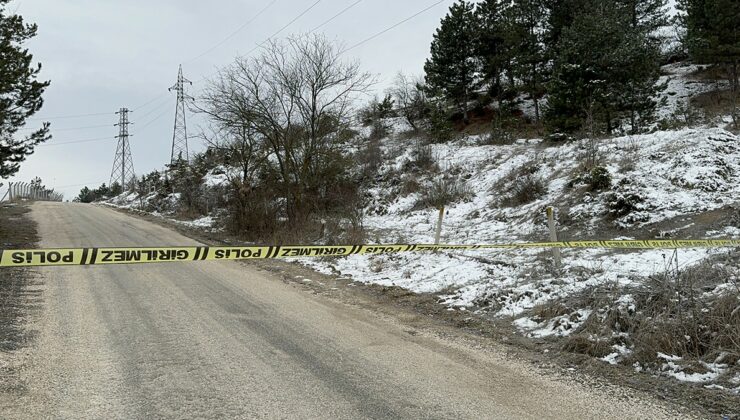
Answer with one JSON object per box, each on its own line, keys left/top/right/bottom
{"left": 0, "top": 202, "right": 694, "bottom": 419}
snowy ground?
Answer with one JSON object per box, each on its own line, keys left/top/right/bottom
{"left": 295, "top": 124, "right": 739, "bottom": 390}
{"left": 105, "top": 63, "right": 740, "bottom": 390}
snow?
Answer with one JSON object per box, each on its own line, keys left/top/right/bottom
{"left": 176, "top": 215, "right": 216, "bottom": 228}
{"left": 601, "top": 344, "right": 633, "bottom": 365}
{"left": 513, "top": 309, "right": 592, "bottom": 338}
{"left": 301, "top": 126, "right": 739, "bottom": 319}
{"left": 101, "top": 61, "right": 739, "bottom": 390}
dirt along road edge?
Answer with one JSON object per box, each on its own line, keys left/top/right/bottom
{"left": 0, "top": 202, "right": 704, "bottom": 419}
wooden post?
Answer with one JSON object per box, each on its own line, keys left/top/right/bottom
{"left": 547, "top": 207, "right": 561, "bottom": 269}
{"left": 434, "top": 207, "right": 445, "bottom": 245}
{"left": 7, "top": 182, "right": 12, "bottom": 201}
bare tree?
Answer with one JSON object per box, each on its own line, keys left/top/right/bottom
{"left": 199, "top": 34, "right": 374, "bottom": 225}
{"left": 388, "top": 72, "right": 428, "bottom": 132}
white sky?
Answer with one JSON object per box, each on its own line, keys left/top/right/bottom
{"left": 3, "top": 0, "right": 454, "bottom": 199}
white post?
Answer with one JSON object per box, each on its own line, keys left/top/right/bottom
{"left": 434, "top": 207, "right": 445, "bottom": 245}
{"left": 547, "top": 207, "right": 561, "bottom": 270}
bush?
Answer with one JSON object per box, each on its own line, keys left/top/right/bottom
{"left": 479, "top": 125, "right": 515, "bottom": 146}
{"left": 561, "top": 255, "right": 740, "bottom": 377}
{"left": 428, "top": 102, "right": 454, "bottom": 143}
{"left": 419, "top": 177, "right": 472, "bottom": 209}
{"left": 412, "top": 141, "right": 436, "bottom": 170}
{"left": 357, "top": 136, "right": 383, "bottom": 178}
{"left": 605, "top": 180, "right": 645, "bottom": 219}
{"left": 588, "top": 166, "right": 612, "bottom": 191}
{"left": 508, "top": 175, "right": 546, "bottom": 206}
{"left": 545, "top": 132, "right": 576, "bottom": 143}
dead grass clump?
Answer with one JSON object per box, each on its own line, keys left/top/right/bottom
{"left": 562, "top": 335, "right": 612, "bottom": 358}
{"left": 531, "top": 301, "right": 571, "bottom": 321}
{"left": 558, "top": 255, "right": 740, "bottom": 373}
{"left": 691, "top": 88, "right": 735, "bottom": 120}
{"left": 418, "top": 177, "right": 473, "bottom": 210}
{"left": 400, "top": 175, "right": 422, "bottom": 196}
{"left": 508, "top": 175, "right": 546, "bottom": 206}
{"left": 492, "top": 159, "right": 547, "bottom": 207}
{"left": 413, "top": 140, "right": 436, "bottom": 171}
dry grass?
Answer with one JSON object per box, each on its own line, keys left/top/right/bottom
{"left": 559, "top": 254, "right": 740, "bottom": 376}
{"left": 418, "top": 177, "right": 473, "bottom": 210}
{"left": 691, "top": 88, "right": 736, "bottom": 120}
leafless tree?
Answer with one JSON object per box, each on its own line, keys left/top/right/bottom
{"left": 199, "top": 34, "right": 374, "bottom": 226}
{"left": 388, "top": 72, "right": 428, "bottom": 132}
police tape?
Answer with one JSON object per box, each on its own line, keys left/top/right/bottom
{"left": 1, "top": 239, "right": 739, "bottom": 268}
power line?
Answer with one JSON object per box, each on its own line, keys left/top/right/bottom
{"left": 136, "top": 96, "right": 172, "bottom": 120}
{"left": 37, "top": 136, "right": 115, "bottom": 147}
{"left": 240, "top": 0, "right": 324, "bottom": 61}
{"left": 132, "top": 92, "right": 170, "bottom": 112}
{"left": 184, "top": 0, "right": 279, "bottom": 65}
{"left": 344, "top": 0, "right": 446, "bottom": 53}
{"left": 133, "top": 0, "right": 281, "bottom": 107}
{"left": 194, "top": 0, "right": 339, "bottom": 83}
{"left": 310, "top": 0, "right": 363, "bottom": 32}
{"left": 19, "top": 123, "right": 111, "bottom": 132}
{"left": 137, "top": 106, "right": 172, "bottom": 131}
{"left": 27, "top": 111, "right": 114, "bottom": 121}
{"left": 55, "top": 180, "right": 108, "bottom": 189}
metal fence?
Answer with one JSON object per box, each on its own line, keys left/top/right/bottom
{"left": 2, "top": 182, "right": 64, "bottom": 202}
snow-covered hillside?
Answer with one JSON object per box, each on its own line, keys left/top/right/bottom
{"left": 303, "top": 126, "right": 739, "bottom": 312}
{"left": 106, "top": 62, "right": 740, "bottom": 392}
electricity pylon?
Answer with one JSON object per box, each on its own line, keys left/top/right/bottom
{"left": 169, "top": 64, "right": 193, "bottom": 164}
{"left": 110, "top": 108, "right": 135, "bottom": 189}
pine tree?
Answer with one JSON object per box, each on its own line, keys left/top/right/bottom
{"left": 546, "top": 0, "right": 665, "bottom": 134}
{"left": 680, "top": 0, "right": 740, "bottom": 127}
{"left": 424, "top": 1, "right": 481, "bottom": 125}
{"left": 543, "top": 0, "right": 587, "bottom": 52}
{"left": 475, "top": 0, "right": 510, "bottom": 105}
{"left": 0, "top": 1, "right": 50, "bottom": 178}
{"left": 75, "top": 186, "right": 93, "bottom": 203}
{"left": 506, "top": 0, "right": 549, "bottom": 124}
{"left": 617, "top": 0, "right": 669, "bottom": 33}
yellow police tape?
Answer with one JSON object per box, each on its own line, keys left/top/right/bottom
{"left": 0, "top": 239, "right": 739, "bottom": 268}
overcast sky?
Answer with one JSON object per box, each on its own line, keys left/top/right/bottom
{"left": 3, "top": 0, "right": 454, "bottom": 199}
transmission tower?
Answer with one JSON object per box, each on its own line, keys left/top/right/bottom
{"left": 169, "top": 64, "right": 193, "bottom": 164}
{"left": 110, "top": 108, "right": 135, "bottom": 188}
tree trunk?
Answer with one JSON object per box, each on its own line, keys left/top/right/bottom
{"left": 731, "top": 61, "right": 738, "bottom": 129}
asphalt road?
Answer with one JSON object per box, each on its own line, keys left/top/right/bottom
{"left": 0, "top": 202, "right": 694, "bottom": 419}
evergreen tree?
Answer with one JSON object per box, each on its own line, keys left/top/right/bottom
{"left": 543, "top": 0, "right": 586, "bottom": 52}
{"left": 0, "top": 1, "right": 50, "bottom": 178}
{"left": 546, "top": 0, "right": 665, "bottom": 134}
{"left": 95, "top": 183, "right": 110, "bottom": 198}
{"left": 506, "top": 0, "right": 549, "bottom": 124}
{"left": 680, "top": 0, "right": 740, "bottom": 127}
{"left": 75, "top": 186, "right": 93, "bottom": 203}
{"left": 110, "top": 182, "right": 123, "bottom": 197}
{"left": 475, "top": 0, "right": 511, "bottom": 105}
{"left": 424, "top": 1, "right": 481, "bottom": 124}
{"left": 617, "top": 0, "right": 669, "bottom": 33}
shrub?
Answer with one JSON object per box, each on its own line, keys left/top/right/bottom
{"left": 605, "top": 184, "right": 645, "bottom": 219}
{"left": 427, "top": 102, "right": 454, "bottom": 143}
{"left": 478, "top": 126, "right": 515, "bottom": 146}
{"left": 567, "top": 166, "right": 612, "bottom": 191}
{"left": 412, "top": 141, "right": 436, "bottom": 170}
{"left": 588, "top": 166, "right": 612, "bottom": 191}
{"left": 508, "top": 174, "right": 546, "bottom": 206}
{"left": 419, "top": 177, "right": 472, "bottom": 209}
{"left": 545, "top": 132, "right": 575, "bottom": 143}
{"left": 357, "top": 136, "right": 383, "bottom": 177}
